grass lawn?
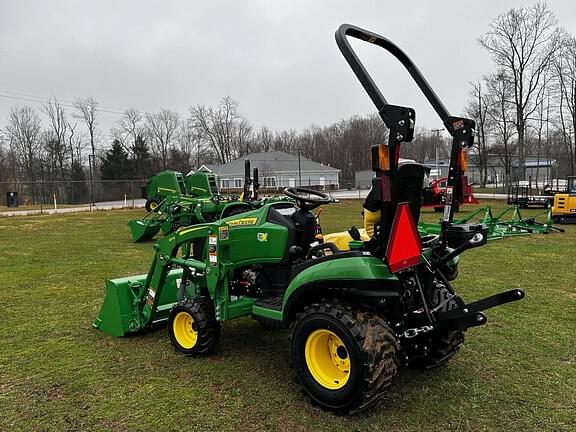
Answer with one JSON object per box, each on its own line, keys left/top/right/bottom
{"left": 0, "top": 200, "right": 574, "bottom": 431}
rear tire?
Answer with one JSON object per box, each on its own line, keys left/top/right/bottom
{"left": 168, "top": 297, "right": 220, "bottom": 356}
{"left": 410, "top": 286, "right": 464, "bottom": 369}
{"left": 290, "top": 300, "right": 399, "bottom": 414}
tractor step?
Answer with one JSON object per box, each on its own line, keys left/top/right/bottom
{"left": 252, "top": 295, "right": 284, "bottom": 326}
{"left": 253, "top": 295, "right": 283, "bottom": 311}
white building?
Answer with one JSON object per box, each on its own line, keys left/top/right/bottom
{"left": 199, "top": 151, "right": 341, "bottom": 190}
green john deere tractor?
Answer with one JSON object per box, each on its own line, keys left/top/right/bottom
{"left": 142, "top": 170, "right": 218, "bottom": 211}
{"left": 94, "top": 24, "right": 525, "bottom": 413}
{"left": 129, "top": 161, "right": 281, "bottom": 242}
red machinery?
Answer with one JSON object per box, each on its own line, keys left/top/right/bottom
{"left": 422, "top": 176, "right": 478, "bottom": 212}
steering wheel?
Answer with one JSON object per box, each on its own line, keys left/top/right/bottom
{"left": 283, "top": 187, "right": 335, "bottom": 210}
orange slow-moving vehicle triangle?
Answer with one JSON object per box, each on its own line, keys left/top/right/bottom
{"left": 385, "top": 202, "right": 422, "bottom": 273}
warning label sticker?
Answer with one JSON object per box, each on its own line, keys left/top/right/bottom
{"left": 146, "top": 288, "right": 156, "bottom": 306}
{"left": 219, "top": 226, "right": 229, "bottom": 240}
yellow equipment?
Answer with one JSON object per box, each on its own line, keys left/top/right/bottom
{"left": 323, "top": 228, "right": 370, "bottom": 251}
{"left": 551, "top": 176, "right": 576, "bottom": 223}
{"left": 323, "top": 208, "right": 379, "bottom": 250}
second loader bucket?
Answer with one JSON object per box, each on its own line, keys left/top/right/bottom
{"left": 128, "top": 219, "right": 161, "bottom": 242}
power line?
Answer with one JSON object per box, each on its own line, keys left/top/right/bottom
{"left": 0, "top": 92, "right": 125, "bottom": 115}
{"left": 0, "top": 89, "right": 384, "bottom": 133}
{"left": 0, "top": 89, "right": 130, "bottom": 113}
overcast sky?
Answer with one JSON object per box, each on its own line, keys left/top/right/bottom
{"left": 1, "top": 0, "right": 575, "bottom": 140}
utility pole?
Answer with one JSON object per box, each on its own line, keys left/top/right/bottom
{"left": 431, "top": 128, "right": 443, "bottom": 179}
{"left": 88, "top": 154, "right": 95, "bottom": 209}
{"left": 298, "top": 147, "right": 302, "bottom": 186}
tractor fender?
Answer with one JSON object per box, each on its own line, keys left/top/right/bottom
{"left": 220, "top": 202, "right": 253, "bottom": 218}
{"left": 281, "top": 255, "right": 400, "bottom": 323}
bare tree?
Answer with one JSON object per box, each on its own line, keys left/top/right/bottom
{"left": 189, "top": 96, "right": 251, "bottom": 164}
{"left": 479, "top": 3, "right": 561, "bottom": 179}
{"left": 176, "top": 119, "right": 200, "bottom": 171}
{"left": 485, "top": 70, "right": 518, "bottom": 185}
{"left": 465, "top": 81, "right": 490, "bottom": 186}
{"left": 273, "top": 129, "right": 298, "bottom": 153}
{"left": 112, "top": 108, "right": 152, "bottom": 177}
{"left": 528, "top": 89, "right": 550, "bottom": 187}
{"left": 112, "top": 109, "right": 143, "bottom": 153}
{"left": 254, "top": 126, "right": 274, "bottom": 152}
{"left": 554, "top": 34, "right": 576, "bottom": 175}
{"left": 42, "top": 97, "right": 69, "bottom": 180}
{"left": 0, "top": 131, "right": 16, "bottom": 184}
{"left": 5, "top": 106, "right": 42, "bottom": 201}
{"left": 73, "top": 97, "right": 98, "bottom": 177}
{"left": 145, "top": 108, "right": 180, "bottom": 170}
{"left": 67, "top": 121, "right": 88, "bottom": 172}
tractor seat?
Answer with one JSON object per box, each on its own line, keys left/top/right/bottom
{"left": 323, "top": 228, "right": 370, "bottom": 251}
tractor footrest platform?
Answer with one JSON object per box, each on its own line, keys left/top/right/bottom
{"left": 252, "top": 295, "right": 286, "bottom": 328}
{"left": 254, "top": 295, "right": 283, "bottom": 311}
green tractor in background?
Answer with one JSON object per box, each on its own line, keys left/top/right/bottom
{"left": 129, "top": 161, "right": 281, "bottom": 242}
{"left": 142, "top": 169, "right": 220, "bottom": 212}
{"left": 95, "top": 24, "right": 525, "bottom": 413}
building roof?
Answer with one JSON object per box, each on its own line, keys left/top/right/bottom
{"left": 201, "top": 151, "right": 340, "bottom": 176}
{"left": 511, "top": 158, "right": 558, "bottom": 168}
{"left": 423, "top": 156, "right": 557, "bottom": 169}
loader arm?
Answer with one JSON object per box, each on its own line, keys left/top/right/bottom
{"left": 94, "top": 223, "right": 221, "bottom": 336}
{"left": 139, "top": 226, "right": 213, "bottom": 325}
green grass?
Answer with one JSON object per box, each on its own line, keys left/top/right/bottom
{"left": 0, "top": 201, "right": 575, "bottom": 431}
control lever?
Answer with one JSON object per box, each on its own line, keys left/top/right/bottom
{"left": 432, "top": 231, "right": 485, "bottom": 270}
{"left": 348, "top": 226, "right": 362, "bottom": 241}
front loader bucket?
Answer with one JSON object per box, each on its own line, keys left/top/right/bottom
{"left": 92, "top": 269, "right": 183, "bottom": 337}
{"left": 128, "top": 219, "right": 161, "bottom": 242}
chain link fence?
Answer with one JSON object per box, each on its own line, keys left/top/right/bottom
{"left": 0, "top": 179, "right": 147, "bottom": 209}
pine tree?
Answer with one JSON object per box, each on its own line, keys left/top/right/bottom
{"left": 101, "top": 139, "right": 130, "bottom": 180}
{"left": 131, "top": 135, "right": 153, "bottom": 178}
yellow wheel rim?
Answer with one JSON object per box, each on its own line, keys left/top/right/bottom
{"left": 304, "top": 329, "right": 351, "bottom": 390}
{"left": 172, "top": 312, "right": 198, "bottom": 349}
{"left": 150, "top": 201, "right": 158, "bottom": 210}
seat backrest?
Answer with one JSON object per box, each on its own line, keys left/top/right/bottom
{"left": 396, "top": 162, "right": 426, "bottom": 224}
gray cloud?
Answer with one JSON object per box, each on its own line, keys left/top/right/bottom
{"left": 1, "top": 0, "right": 574, "bottom": 138}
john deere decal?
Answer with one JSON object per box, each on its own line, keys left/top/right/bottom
{"left": 227, "top": 217, "right": 258, "bottom": 227}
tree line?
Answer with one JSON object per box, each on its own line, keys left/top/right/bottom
{"left": 0, "top": 94, "right": 393, "bottom": 188}
{"left": 1, "top": 2, "right": 575, "bottom": 204}
{"left": 465, "top": 2, "right": 576, "bottom": 186}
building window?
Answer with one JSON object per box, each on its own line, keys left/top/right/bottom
{"left": 263, "top": 176, "right": 276, "bottom": 187}
{"left": 234, "top": 178, "right": 242, "bottom": 188}
{"left": 221, "top": 179, "right": 230, "bottom": 189}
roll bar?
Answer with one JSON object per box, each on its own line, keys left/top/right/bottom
{"left": 335, "top": 23, "right": 476, "bottom": 248}
{"left": 335, "top": 24, "right": 451, "bottom": 125}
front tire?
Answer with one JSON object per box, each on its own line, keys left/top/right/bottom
{"left": 291, "top": 301, "right": 399, "bottom": 414}
{"left": 145, "top": 197, "right": 161, "bottom": 212}
{"left": 168, "top": 297, "right": 220, "bottom": 356}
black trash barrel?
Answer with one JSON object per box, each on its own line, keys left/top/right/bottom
{"left": 6, "top": 192, "right": 18, "bottom": 208}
